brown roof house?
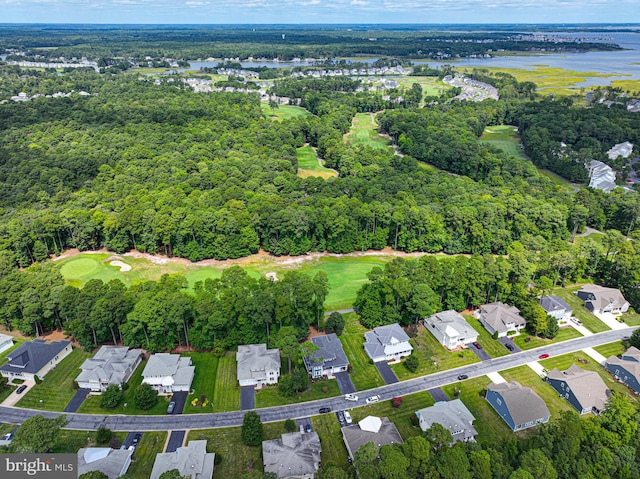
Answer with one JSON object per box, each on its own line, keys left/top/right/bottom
{"left": 546, "top": 365, "right": 610, "bottom": 415}
{"left": 576, "top": 285, "right": 629, "bottom": 315}
{"left": 605, "top": 346, "right": 640, "bottom": 394}
{"left": 486, "top": 381, "right": 550, "bottom": 431}
{"left": 474, "top": 302, "right": 526, "bottom": 338}
{"left": 341, "top": 416, "right": 403, "bottom": 460}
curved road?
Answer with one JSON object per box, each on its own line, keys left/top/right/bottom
{"left": 0, "top": 328, "right": 633, "bottom": 431}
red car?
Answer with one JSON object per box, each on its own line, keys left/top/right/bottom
{"left": 538, "top": 353, "right": 549, "bottom": 359}
{"left": 472, "top": 342, "right": 482, "bottom": 350}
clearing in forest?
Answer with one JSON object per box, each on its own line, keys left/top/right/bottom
{"left": 344, "top": 112, "right": 391, "bottom": 150}
{"left": 296, "top": 145, "right": 337, "bottom": 179}
{"left": 261, "top": 103, "right": 312, "bottom": 120}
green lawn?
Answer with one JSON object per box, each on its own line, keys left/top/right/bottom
{"left": 339, "top": 314, "right": 385, "bottom": 391}
{"left": 391, "top": 326, "right": 480, "bottom": 381}
{"left": 51, "top": 430, "right": 128, "bottom": 454}
{"left": 480, "top": 125, "right": 527, "bottom": 160}
{"left": 594, "top": 341, "right": 627, "bottom": 358}
{"left": 512, "top": 327, "right": 583, "bottom": 350}
{"left": 212, "top": 352, "right": 240, "bottom": 412}
{"left": 620, "top": 309, "right": 640, "bottom": 326}
{"left": 16, "top": 349, "right": 91, "bottom": 411}
{"left": 553, "top": 286, "right": 610, "bottom": 333}
{"left": 261, "top": 103, "right": 312, "bottom": 120}
{"left": 311, "top": 413, "right": 350, "bottom": 470}
{"left": 395, "top": 75, "right": 451, "bottom": 98}
{"left": 0, "top": 338, "right": 26, "bottom": 366}
{"left": 462, "top": 315, "right": 510, "bottom": 358}
{"left": 296, "top": 145, "right": 337, "bottom": 179}
{"left": 126, "top": 432, "right": 167, "bottom": 479}
{"left": 183, "top": 352, "right": 219, "bottom": 414}
{"left": 0, "top": 383, "right": 17, "bottom": 403}
{"left": 77, "top": 360, "right": 170, "bottom": 415}
{"left": 344, "top": 112, "right": 392, "bottom": 150}
{"left": 256, "top": 379, "right": 340, "bottom": 408}
{"left": 499, "top": 365, "right": 573, "bottom": 417}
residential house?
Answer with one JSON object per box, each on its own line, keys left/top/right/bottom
{"left": 302, "top": 334, "right": 349, "bottom": 379}
{"left": 262, "top": 432, "right": 321, "bottom": 479}
{"left": 539, "top": 296, "right": 573, "bottom": 323}
{"left": 605, "top": 347, "right": 640, "bottom": 394}
{"left": 486, "top": 381, "right": 550, "bottom": 431}
{"left": 150, "top": 440, "right": 214, "bottom": 479}
{"left": 415, "top": 399, "right": 477, "bottom": 443}
{"left": 77, "top": 448, "right": 134, "bottom": 479}
{"left": 76, "top": 346, "right": 143, "bottom": 392}
{"left": 364, "top": 324, "right": 413, "bottom": 363}
{"left": 576, "top": 285, "right": 630, "bottom": 315}
{"left": 607, "top": 141, "right": 634, "bottom": 160}
{"left": 237, "top": 344, "right": 281, "bottom": 389}
{"left": 425, "top": 310, "right": 479, "bottom": 349}
{"left": 546, "top": 365, "right": 610, "bottom": 414}
{"left": 587, "top": 160, "right": 618, "bottom": 193}
{"left": 142, "top": 353, "right": 194, "bottom": 395}
{"left": 0, "top": 334, "right": 14, "bottom": 354}
{"left": 0, "top": 339, "right": 72, "bottom": 381}
{"left": 474, "top": 303, "right": 526, "bottom": 338}
{"left": 341, "top": 416, "right": 403, "bottom": 460}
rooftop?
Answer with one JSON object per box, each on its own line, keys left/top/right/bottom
{"left": 237, "top": 344, "right": 280, "bottom": 381}
{"left": 341, "top": 416, "right": 403, "bottom": 459}
{"left": 304, "top": 333, "right": 349, "bottom": 369}
{"left": 488, "top": 381, "right": 550, "bottom": 426}
{"left": 547, "top": 364, "right": 609, "bottom": 412}
{"left": 150, "top": 440, "right": 214, "bottom": 479}
{"left": 0, "top": 339, "right": 71, "bottom": 376}
{"left": 416, "top": 399, "right": 477, "bottom": 442}
{"left": 263, "top": 432, "right": 321, "bottom": 479}
{"left": 425, "top": 310, "right": 479, "bottom": 340}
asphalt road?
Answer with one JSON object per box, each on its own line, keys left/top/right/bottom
{"left": 0, "top": 328, "right": 632, "bottom": 432}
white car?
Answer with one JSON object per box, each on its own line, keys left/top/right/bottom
{"left": 366, "top": 395, "right": 380, "bottom": 404}
{"left": 570, "top": 317, "right": 582, "bottom": 326}
{"left": 343, "top": 410, "right": 353, "bottom": 424}
{"left": 344, "top": 394, "right": 358, "bottom": 402}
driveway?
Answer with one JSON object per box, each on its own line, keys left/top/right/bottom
{"left": 468, "top": 343, "right": 491, "bottom": 361}
{"left": 594, "top": 312, "right": 628, "bottom": 330}
{"left": 123, "top": 432, "right": 144, "bottom": 449}
{"left": 169, "top": 391, "right": 188, "bottom": 415}
{"left": 165, "top": 430, "right": 185, "bottom": 452}
{"left": 240, "top": 386, "right": 255, "bottom": 410}
{"left": 428, "top": 388, "right": 449, "bottom": 403}
{"left": 375, "top": 362, "right": 398, "bottom": 384}
{"left": 498, "top": 337, "right": 521, "bottom": 354}
{"left": 296, "top": 417, "right": 312, "bottom": 433}
{"left": 63, "top": 388, "right": 91, "bottom": 413}
{"left": 1, "top": 380, "right": 35, "bottom": 407}
{"left": 334, "top": 372, "right": 356, "bottom": 394}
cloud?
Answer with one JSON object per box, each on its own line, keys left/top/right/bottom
{"left": 350, "top": 0, "right": 368, "bottom": 4}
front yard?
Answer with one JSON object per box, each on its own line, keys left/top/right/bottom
{"left": 553, "top": 287, "right": 610, "bottom": 333}
{"left": 339, "top": 313, "right": 385, "bottom": 391}
{"left": 255, "top": 378, "right": 340, "bottom": 408}
{"left": 126, "top": 432, "right": 167, "bottom": 479}
{"left": 512, "top": 326, "right": 583, "bottom": 350}
{"left": 462, "top": 315, "right": 510, "bottom": 358}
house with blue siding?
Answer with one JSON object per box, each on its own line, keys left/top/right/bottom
{"left": 486, "top": 381, "right": 550, "bottom": 431}
{"left": 605, "top": 347, "right": 640, "bottom": 394}
{"left": 546, "top": 365, "right": 609, "bottom": 415}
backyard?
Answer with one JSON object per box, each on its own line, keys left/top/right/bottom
{"left": 338, "top": 313, "right": 385, "bottom": 391}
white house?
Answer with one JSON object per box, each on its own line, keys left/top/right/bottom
{"left": 263, "top": 432, "right": 321, "bottom": 479}
{"left": 424, "top": 310, "right": 479, "bottom": 349}
{"left": 576, "top": 285, "right": 630, "bottom": 315}
{"left": 364, "top": 324, "right": 413, "bottom": 363}
{"left": 76, "top": 346, "right": 143, "bottom": 392}
{"left": 142, "top": 353, "right": 194, "bottom": 395}
{"left": 0, "top": 334, "right": 14, "bottom": 354}
{"left": 539, "top": 296, "right": 573, "bottom": 324}
{"left": 0, "top": 339, "right": 72, "bottom": 381}
{"left": 237, "top": 344, "right": 281, "bottom": 389}
{"left": 474, "top": 302, "right": 526, "bottom": 338}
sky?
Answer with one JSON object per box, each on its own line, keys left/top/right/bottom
{"left": 1, "top": 0, "right": 639, "bottom": 24}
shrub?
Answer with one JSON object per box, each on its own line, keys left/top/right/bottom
{"left": 322, "top": 386, "right": 328, "bottom": 393}
{"left": 100, "top": 384, "right": 123, "bottom": 409}
{"left": 404, "top": 354, "right": 419, "bottom": 373}
{"left": 409, "top": 414, "right": 419, "bottom": 427}
{"left": 133, "top": 383, "right": 158, "bottom": 411}
{"left": 108, "top": 438, "right": 121, "bottom": 449}
{"left": 95, "top": 426, "right": 113, "bottom": 444}
{"left": 284, "top": 419, "right": 296, "bottom": 432}
{"left": 392, "top": 396, "right": 403, "bottom": 408}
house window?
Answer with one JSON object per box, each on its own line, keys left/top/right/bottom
{"left": 495, "top": 398, "right": 502, "bottom": 406}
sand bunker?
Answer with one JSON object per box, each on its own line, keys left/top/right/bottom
{"left": 110, "top": 260, "right": 132, "bottom": 272}
{"left": 266, "top": 272, "right": 278, "bottom": 281}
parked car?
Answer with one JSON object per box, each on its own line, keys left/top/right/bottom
{"left": 167, "top": 401, "right": 176, "bottom": 414}
{"left": 457, "top": 374, "right": 468, "bottom": 380}
{"left": 344, "top": 393, "right": 358, "bottom": 402}
{"left": 505, "top": 342, "right": 514, "bottom": 351}
{"left": 305, "top": 423, "right": 312, "bottom": 433}
{"left": 539, "top": 353, "right": 550, "bottom": 359}
{"left": 16, "top": 385, "right": 27, "bottom": 394}
{"left": 571, "top": 317, "right": 582, "bottom": 326}
{"left": 319, "top": 407, "right": 331, "bottom": 414}
{"left": 132, "top": 434, "right": 142, "bottom": 445}
{"left": 343, "top": 410, "right": 353, "bottom": 424}
{"left": 472, "top": 342, "right": 482, "bottom": 349}
{"left": 337, "top": 411, "right": 345, "bottom": 424}
{"left": 366, "top": 395, "right": 380, "bottom": 404}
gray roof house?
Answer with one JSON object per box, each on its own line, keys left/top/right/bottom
{"left": 263, "top": 432, "right": 321, "bottom": 479}
{"left": 77, "top": 448, "right": 134, "bottom": 479}
{"left": 540, "top": 296, "right": 573, "bottom": 323}
{"left": 605, "top": 346, "right": 640, "bottom": 394}
{"left": 576, "top": 285, "right": 630, "bottom": 315}
{"left": 150, "top": 440, "right": 214, "bottom": 479}
{"left": 425, "top": 310, "right": 479, "bottom": 350}
{"left": 76, "top": 346, "right": 143, "bottom": 392}
{"left": 303, "top": 334, "right": 349, "bottom": 379}
{"left": 0, "top": 333, "right": 14, "bottom": 354}
{"left": 474, "top": 302, "right": 526, "bottom": 338}
{"left": 0, "top": 339, "right": 72, "bottom": 381}
{"left": 341, "top": 416, "right": 403, "bottom": 460}
{"left": 588, "top": 160, "right": 618, "bottom": 193}
{"left": 142, "top": 353, "right": 194, "bottom": 395}
{"left": 415, "top": 399, "right": 477, "bottom": 443}
{"left": 486, "top": 381, "right": 550, "bottom": 431}
{"left": 237, "top": 344, "right": 281, "bottom": 389}
{"left": 546, "top": 365, "right": 610, "bottom": 415}
{"left": 607, "top": 141, "right": 633, "bottom": 160}
{"left": 364, "top": 324, "right": 413, "bottom": 363}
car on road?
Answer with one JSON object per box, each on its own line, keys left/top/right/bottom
{"left": 167, "top": 401, "right": 176, "bottom": 414}
{"left": 366, "top": 395, "right": 380, "bottom": 404}
{"left": 16, "top": 385, "right": 27, "bottom": 394}
{"left": 132, "top": 434, "right": 142, "bottom": 445}
{"left": 343, "top": 410, "right": 353, "bottom": 424}
{"left": 457, "top": 374, "right": 468, "bottom": 380}
{"left": 505, "top": 342, "right": 514, "bottom": 351}
{"left": 472, "top": 342, "right": 482, "bottom": 349}
{"left": 319, "top": 407, "right": 331, "bottom": 414}
{"left": 305, "top": 423, "right": 312, "bottom": 433}
{"left": 344, "top": 393, "right": 358, "bottom": 402}
{"left": 539, "top": 353, "right": 549, "bottom": 359}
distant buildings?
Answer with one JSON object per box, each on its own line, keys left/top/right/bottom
{"left": 424, "top": 310, "right": 479, "bottom": 350}
{"left": 364, "top": 324, "right": 413, "bottom": 363}
{"left": 0, "top": 339, "right": 72, "bottom": 381}
{"left": 76, "top": 346, "right": 143, "bottom": 392}
{"left": 236, "top": 344, "right": 281, "bottom": 389}
{"left": 607, "top": 141, "right": 634, "bottom": 160}
{"left": 142, "top": 353, "right": 194, "bottom": 395}
{"left": 588, "top": 160, "right": 618, "bottom": 193}
{"left": 486, "top": 381, "right": 550, "bottom": 431}
{"left": 302, "top": 334, "right": 349, "bottom": 379}
{"left": 474, "top": 302, "right": 526, "bottom": 338}
{"left": 150, "top": 440, "right": 214, "bottom": 479}
{"left": 0, "top": 334, "right": 14, "bottom": 354}
{"left": 415, "top": 399, "right": 477, "bottom": 443}
{"left": 262, "top": 432, "right": 321, "bottom": 479}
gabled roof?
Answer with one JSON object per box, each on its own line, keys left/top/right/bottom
{"left": 341, "top": 417, "right": 403, "bottom": 459}
{"left": 539, "top": 296, "right": 572, "bottom": 314}
{"left": 237, "top": 344, "right": 280, "bottom": 381}
{"left": 0, "top": 339, "right": 71, "bottom": 375}
{"left": 150, "top": 440, "right": 214, "bottom": 479}
{"left": 0, "top": 333, "right": 13, "bottom": 344}
{"left": 478, "top": 303, "right": 526, "bottom": 334}
{"left": 364, "top": 324, "right": 411, "bottom": 359}
{"left": 305, "top": 334, "right": 348, "bottom": 369}
{"left": 142, "top": 354, "right": 194, "bottom": 387}
{"left": 547, "top": 365, "right": 609, "bottom": 412}
{"left": 607, "top": 347, "right": 640, "bottom": 380}
{"left": 425, "top": 310, "right": 478, "bottom": 339}
{"left": 77, "top": 447, "right": 133, "bottom": 479}
{"left": 578, "top": 285, "right": 628, "bottom": 310}
{"left": 607, "top": 141, "right": 633, "bottom": 160}
{"left": 76, "top": 346, "right": 141, "bottom": 385}
{"left": 263, "top": 432, "right": 321, "bottom": 479}
{"left": 623, "top": 346, "right": 640, "bottom": 362}
{"left": 416, "top": 399, "right": 477, "bottom": 441}
{"left": 488, "top": 381, "right": 550, "bottom": 426}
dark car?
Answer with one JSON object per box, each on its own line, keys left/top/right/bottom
{"left": 16, "top": 385, "right": 27, "bottom": 394}
{"left": 167, "top": 401, "right": 176, "bottom": 414}
{"left": 305, "top": 423, "right": 312, "bottom": 433}
{"left": 472, "top": 342, "right": 482, "bottom": 350}
{"left": 337, "top": 411, "right": 345, "bottom": 424}
{"left": 132, "top": 434, "right": 142, "bottom": 445}
{"left": 319, "top": 407, "right": 331, "bottom": 414}
{"left": 457, "top": 374, "right": 468, "bottom": 380}
{"left": 505, "top": 343, "right": 514, "bottom": 351}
